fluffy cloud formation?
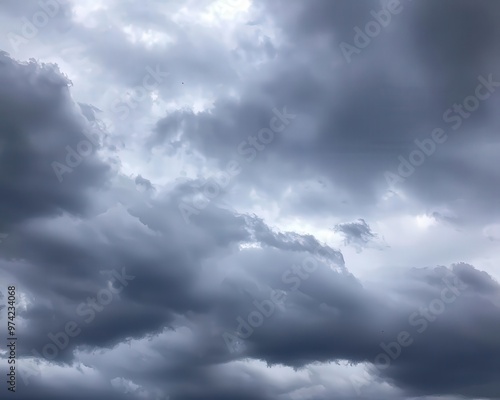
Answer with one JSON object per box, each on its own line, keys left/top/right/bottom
{"left": 0, "top": 1, "right": 500, "bottom": 399}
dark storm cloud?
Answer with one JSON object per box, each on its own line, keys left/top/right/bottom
{"left": 150, "top": 0, "right": 500, "bottom": 226}
{"left": 1, "top": 1, "right": 500, "bottom": 400}
{"left": 0, "top": 51, "right": 109, "bottom": 231}
{"left": 408, "top": 0, "right": 500, "bottom": 105}
{"left": 226, "top": 263, "right": 500, "bottom": 398}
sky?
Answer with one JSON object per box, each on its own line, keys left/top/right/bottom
{"left": 0, "top": 0, "right": 500, "bottom": 399}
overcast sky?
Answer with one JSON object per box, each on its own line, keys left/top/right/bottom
{"left": 1, "top": 0, "right": 500, "bottom": 399}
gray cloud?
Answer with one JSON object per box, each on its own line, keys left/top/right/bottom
{"left": 1, "top": 1, "right": 499, "bottom": 399}
{"left": 333, "top": 218, "right": 385, "bottom": 252}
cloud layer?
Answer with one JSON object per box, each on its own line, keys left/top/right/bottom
{"left": 1, "top": 1, "right": 499, "bottom": 399}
